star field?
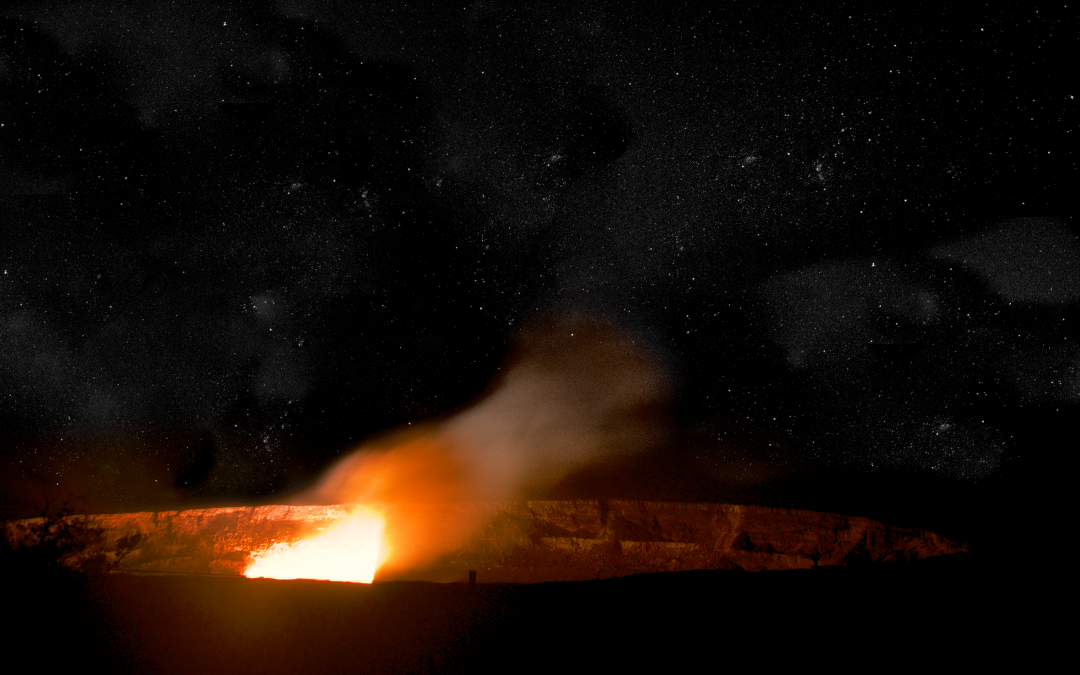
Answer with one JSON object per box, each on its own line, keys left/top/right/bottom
{"left": 0, "top": 4, "right": 1074, "bottom": 544}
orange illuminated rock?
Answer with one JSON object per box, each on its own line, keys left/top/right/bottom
{"left": 3, "top": 501, "right": 967, "bottom": 583}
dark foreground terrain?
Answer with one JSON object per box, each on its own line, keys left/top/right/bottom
{"left": 4, "top": 552, "right": 1042, "bottom": 673}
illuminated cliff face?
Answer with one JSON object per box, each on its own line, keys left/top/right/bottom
{"left": 4, "top": 501, "right": 967, "bottom": 583}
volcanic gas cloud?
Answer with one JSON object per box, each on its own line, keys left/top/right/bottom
{"left": 246, "top": 307, "right": 671, "bottom": 581}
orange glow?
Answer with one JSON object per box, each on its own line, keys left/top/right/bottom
{"left": 265, "top": 309, "right": 673, "bottom": 581}
{"left": 283, "top": 431, "right": 479, "bottom": 579}
{"left": 292, "top": 430, "right": 469, "bottom": 505}
{"left": 244, "top": 507, "right": 389, "bottom": 583}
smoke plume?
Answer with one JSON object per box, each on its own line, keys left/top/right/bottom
{"left": 291, "top": 306, "right": 671, "bottom": 505}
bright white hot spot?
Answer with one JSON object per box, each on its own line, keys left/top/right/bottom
{"left": 244, "top": 507, "right": 389, "bottom": 583}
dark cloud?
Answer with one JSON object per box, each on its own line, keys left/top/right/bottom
{"left": 757, "top": 224, "right": 1078, "bottom": 478}
{"left": 931, "top": 218, "right": 1080, "bottom": 305}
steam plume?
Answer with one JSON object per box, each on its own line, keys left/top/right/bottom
{"left": 291, "top": 306, "right": 671, "bottom": 505}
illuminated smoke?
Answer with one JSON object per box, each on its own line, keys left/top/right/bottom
{"left": 281, "top": 306, "right": 670, "bottom": 575}
{"left": 292, "top": 306, "right": 671, "bottom": 505}
{"left": 442, "top": 307, "right": 671, "bottom": 501}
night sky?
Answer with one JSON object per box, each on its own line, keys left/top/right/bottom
{"left": 1, "top": 3, "right": 1074, "bottom": 552}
